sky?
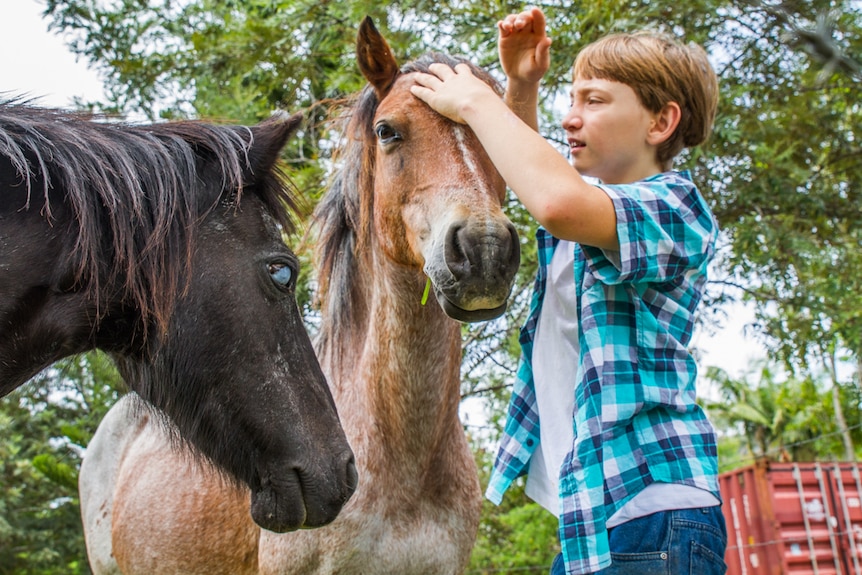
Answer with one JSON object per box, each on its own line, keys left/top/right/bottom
{"left": 0, "top": 0, "right": 766, "bottom": 387}
{"left": 0, "top": 0, "right": 104, "bottom": 106}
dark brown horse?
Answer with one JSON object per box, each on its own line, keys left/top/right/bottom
{"left": 0, "top": 102, "right": 355, "bottom": 533}
{"left": 79, "top": 17, "right": 519, "bottom": 575}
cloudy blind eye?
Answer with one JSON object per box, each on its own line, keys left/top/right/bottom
{"left": 269, "top": 263, "right": 293, "bottom": 286}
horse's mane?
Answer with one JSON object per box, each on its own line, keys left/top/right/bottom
{"left": 312, "top": 54, "right": 501, "bottom": 355}
{"left": 0, "top": 100, "right": 299, "bottom": 337}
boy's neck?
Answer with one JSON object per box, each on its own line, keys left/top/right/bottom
{"left": 599, "top": 158, "right": 667, "bottom": 185}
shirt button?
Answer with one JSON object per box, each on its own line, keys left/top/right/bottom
{"left": 526, "top": 438, "right": 534, "bottom": 447}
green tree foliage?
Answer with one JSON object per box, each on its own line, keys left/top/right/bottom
{"left": 704, "top": 1, "right": 862, "bottom": 373}
{"left": 4, "top": 0, "right": 861, "bottom": 571}
{"left": 0, "top": 353, "right": 123, "bottom": 575}
{"left": 466, "top": 443, "right": 560, "bottom": 573}
{"left": 704, "top": 361, "right": 862, "bottom": 472}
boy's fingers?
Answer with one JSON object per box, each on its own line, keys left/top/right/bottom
{"left": 499, "top": 14, "right": 518, "bottom": 34}
{"left": 529, "top": 7, "right": 547, "bottom": 33}
{"left": 537, "top": 37, "right": 552, "bottom": 67}
{"left": 515, "top": 8, "right": 543, "bottom": 32}
{"left": 412, "top": 73, "right": 438, "bottom": 92}
{"left": 513, "top": 15, "right": 527, "bottom": 32}
{"left": 409, "top": 85, "right": 429, "bottom": 100}
{"left": 427, "top": 62, "right": 456, "bottom": 79}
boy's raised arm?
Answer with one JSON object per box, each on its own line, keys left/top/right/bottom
{"left": 498, "top": 8, "right": 552, "bottom": 131}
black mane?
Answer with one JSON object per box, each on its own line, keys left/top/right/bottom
{"left": 0, "top": 100, "right": 300, "bottom": 336}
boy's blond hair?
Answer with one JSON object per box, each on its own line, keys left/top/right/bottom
{"left": 573, "top": 31, "right": 718, "bottom": 167}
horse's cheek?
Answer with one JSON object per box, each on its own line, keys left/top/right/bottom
{"left": 373, "top": 194, "right": 419, "bottom": 267}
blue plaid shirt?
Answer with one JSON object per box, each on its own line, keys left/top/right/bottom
{"left": 486, "top": 171, "right": 721, "bottom": 574}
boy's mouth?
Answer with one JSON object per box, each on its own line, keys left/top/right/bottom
{"left": 568, "top": 138, "right": 586, "bottom": 153}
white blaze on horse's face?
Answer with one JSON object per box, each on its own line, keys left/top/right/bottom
{"left": 451, "top": 125, "right": 482, "bottom": 181}
{"left": 371, "top": 72, "right": 519, "bottom": 322}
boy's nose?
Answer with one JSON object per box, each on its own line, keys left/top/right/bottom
{"left": 562, "top": 109, "right": 582, "bottom": 130}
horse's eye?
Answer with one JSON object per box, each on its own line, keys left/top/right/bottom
{"left": 268, "top": 262, "right": 295, "bottom": 288}
{"left": 375, "top": 123, "right": 401, "bottom": 145}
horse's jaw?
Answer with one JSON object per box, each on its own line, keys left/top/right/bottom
{"left": 117, "top": 354, "right": 358, "bottom": 534}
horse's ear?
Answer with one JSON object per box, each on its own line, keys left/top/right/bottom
{"left": 246, "top": 111, "right": 303, "bottom": 178}
{"left": 356, "top": 16, "right": 400, "bottom": 97}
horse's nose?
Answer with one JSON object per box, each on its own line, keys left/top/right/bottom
{"left": 444, "top": 218, "right": 520, "bottom": 283}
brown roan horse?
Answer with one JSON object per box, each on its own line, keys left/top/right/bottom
{"left": 79, "top": 17, "right": 520, "bottom": 575}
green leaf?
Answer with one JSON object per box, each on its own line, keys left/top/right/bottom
{"left": 31, "top": 454, "right": 78, "bottom": 491}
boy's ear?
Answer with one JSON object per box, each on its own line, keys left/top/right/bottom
{"left": 647, "top": 102, "right": 681, "bottom": 146}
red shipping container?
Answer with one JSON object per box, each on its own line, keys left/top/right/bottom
{"left": 720, "top": 460, "right": 862, "bottom": 575}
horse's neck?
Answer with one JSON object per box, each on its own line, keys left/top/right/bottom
{"left": 322, "top": 257, "right": 464, "bottom": 474}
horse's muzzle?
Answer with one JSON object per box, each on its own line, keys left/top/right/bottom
{"left": 427, "top": 217, "right": 520, "bottom": 323}
{"left": 250, "top": 450, "right": 358, "bottom": 532}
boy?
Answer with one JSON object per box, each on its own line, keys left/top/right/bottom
{"left": 411, "top": 7, "right": 727, "bottom": 575}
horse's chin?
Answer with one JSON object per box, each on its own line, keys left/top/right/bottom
{"left": 249, "top": 485, "right": 307, "bottom": 533}
{"left": 249, "top": 464, "right": 352, "bottom": 533}
{"left": 436, "top": 292, "right": 507, "bottom": 323}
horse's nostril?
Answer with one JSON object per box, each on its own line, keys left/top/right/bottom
{"left": 344, "top": 453, "right": 359, "bottom": 496}
{"left": 506, "top": 222, "right": 521, "bottom": 271}
{"left": 444, "top": 223, "right": 470, "bottom": 278}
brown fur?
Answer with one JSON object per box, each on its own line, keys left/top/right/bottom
{"left": 112, "top": 442, "right": 260, "bottom": 575}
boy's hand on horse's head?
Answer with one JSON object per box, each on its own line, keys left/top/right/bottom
{"left": 498, "top": 7, "right": 552, "bottom": 85}
{"left": 411, "top": 63, "right": 495, "bottom": 125}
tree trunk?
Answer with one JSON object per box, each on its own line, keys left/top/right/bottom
{"left": 827, "top": 350, "right": 855, "bottom": 461}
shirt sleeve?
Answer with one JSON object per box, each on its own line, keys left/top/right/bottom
{"left": 582, "top": 177, "right": 718, "bottom": 285}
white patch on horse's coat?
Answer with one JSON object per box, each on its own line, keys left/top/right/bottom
{"left": 79, "top": 395, "right": 141, "bottom": 575}
{"left": 452, "top": 126, "right": 480, "bottom": 181}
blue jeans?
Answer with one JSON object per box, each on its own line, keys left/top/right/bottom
{"left": 550, "top": 506, "right": 727, "bottom": 575}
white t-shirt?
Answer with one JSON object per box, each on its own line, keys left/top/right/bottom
{"left": 525, "top": 240, "right": 719, "bottom": 521}
{"left": 525, "top": 240, "right": 579, "bottom": 514}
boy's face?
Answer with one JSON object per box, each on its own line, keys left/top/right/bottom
{"left": 562, "top": 76, "right": 662, "bottom": 184}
